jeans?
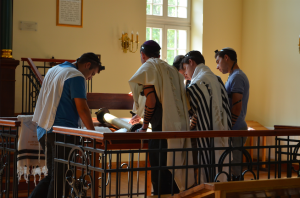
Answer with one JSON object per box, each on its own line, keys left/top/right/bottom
{"left": 29, "top": 133, "right": 74, "bottom": 198}
{"left": 230, "top": 125, "right": 248, "bottom": 176}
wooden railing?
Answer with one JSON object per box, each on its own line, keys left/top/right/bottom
{"left": 51, "top": 126, "right": 300, "bottom": 198}
{"left": 21, "top": 58, "right": 77, "bottom": 84}
{"left": 53, "top": 127, "right": 300, "bottom": 141}
{"left": 0, "top": 118, "right": 20, "bottom": 198}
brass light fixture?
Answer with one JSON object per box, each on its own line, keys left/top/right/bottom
{"left": 298, "top": 35, "right": 300, "bottom": 54}
{"left": 119, "top": 31, "right": 139, "bottom": 53}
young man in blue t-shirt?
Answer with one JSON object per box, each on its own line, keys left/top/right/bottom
{"left": 215, "top": 48, "right": 250, "bottom": 180}
{"left": 30, "top": 53, "right": 105, "bottom": 198}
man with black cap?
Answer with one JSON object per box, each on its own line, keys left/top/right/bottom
{"left": 30, "top": 52, "right": 105, "bottom": 198}
{"left": 215, "top": 48, "right": 249, "bottom": 180}
{"left": 129, "top": 40, "right": 194, "bottom": 194}
{"left": 181, "top": 50, "right": 232, "bottom": 183}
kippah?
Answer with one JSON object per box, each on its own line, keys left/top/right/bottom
{"left": 220, "top": 47, "right": 236, "bottom": 53}
{"left": 185, "top": 50, "right": 203, "bottom": 58}
{"left": 142, "top": 40, "right": 161, "bottom": 51}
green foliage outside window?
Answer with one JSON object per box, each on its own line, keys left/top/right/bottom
{"left": 152, "top": 28, "right": 161, "bottom": 45}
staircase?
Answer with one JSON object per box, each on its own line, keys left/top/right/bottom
{"left": 21, "top": 57, "right": 94, "bottom": 115}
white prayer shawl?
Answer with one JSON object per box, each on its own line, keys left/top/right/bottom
{"left": 17, "top": 115, "right": 47, "bottom": 186}
{"left": 32, "top": 65, "right": 85, "bottom": 131}
{"left": 187, "top": 64, "right": 231, "bottom": 183}
{"left": 129, "top": 58, "right": 195, "bottom": 191}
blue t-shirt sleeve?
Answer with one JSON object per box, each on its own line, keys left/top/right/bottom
{"left": 230, "top": 74, "right": 245, "bottom": 94}
{"left": 69, "top": 76, "right": 86, "bottom": 99}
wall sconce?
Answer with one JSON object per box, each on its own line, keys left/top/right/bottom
{"left": 299, "top": 35, "right": 300, "bottom": 54}
{"left": 119, "top": 31, "right": 139, "bottom": 53}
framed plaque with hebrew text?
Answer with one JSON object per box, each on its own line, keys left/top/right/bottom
{"left": 56, "top": 0, "right": 83, "bottom": 27}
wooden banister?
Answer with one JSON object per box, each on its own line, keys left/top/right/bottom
{"left": 21, "top": 58, "right": 44, "bottom": 84}
{"left": 87, "top": 93, "right": 133, "bottom": 110}
{"left": 172, "top": 178, "right": 300, "bottom": 198}
{"left": 52, "top": 126, "right": 300, "bottom": 142}
{"left": 274, "top": 125, "right": 300, "bottom": 130}
{"left": 21, "top": 58, "right": 78, "bottom": 85}
{"left": 0, "top": 118, "right": 21, "bottom": 127}
{"left": 21, "top": 58, "right": 76, "bottom": 63}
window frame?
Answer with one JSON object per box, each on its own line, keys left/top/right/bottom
{"left": 146, "top": 0, "right": 191, "bottom": 62}
{"left": 147, "top": 0, "right": 191, "bottom": 26}
{"left": 147, "top": 24, "right": 190, "bottom": 62}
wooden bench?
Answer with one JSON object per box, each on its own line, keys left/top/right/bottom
{"left": 170, "top": 177, "right": 300, "bottom": 198}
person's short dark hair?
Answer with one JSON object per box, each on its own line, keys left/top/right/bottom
{"left": 172, "top": 55, "right": 184, "bottom": 71}
{"left": 180, "top": 51, "right": 205, "bottom": 69}
{"left": 77, "top": 52, "right": 105, "bottom": 73}
{"left": 214, "top": 48, "right": 237, "bottom": 62}
{"left": 140, "top": 40, "right": 161, "bottom": 58}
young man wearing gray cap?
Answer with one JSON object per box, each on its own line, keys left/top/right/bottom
{"left": 129, "top": 40, "right": 195, "bottom": 194}
{"left": 30, "top": 53, "right": 105, "bottom": 198}
{"left": 215, "top": 48, "right": 250, "bottom": 180}
{"left": 181, "top": 50, "right": 232, "bottom": 183}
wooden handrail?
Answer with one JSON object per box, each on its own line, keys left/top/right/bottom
{"left": 52, "top": 126, "right": 300, "bottom": 141}
{"left": 22, "top": 58, "right": 44, "bottom": 84}
{"left": 274, "top": 125, "right": 300, "bottom": 130}
{"left": 172, "top": 177, "right": 300, "bottom": 198}
{"left": 0, "top": 118, "right": 21, "bottom": 127}
{"left": 21, "top": 57, "right": 77, "bottom": 85}
{"left": 53, "top": 127, "right": 104, "bottom": 140}
{"left": 21, "top": 58, "right": 76, "bottom": 63}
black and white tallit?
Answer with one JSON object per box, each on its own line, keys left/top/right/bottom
{"left": 187, "top": 64, "right": 232, "bottom": 183}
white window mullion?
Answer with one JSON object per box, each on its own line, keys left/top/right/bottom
{"left": 162, "top": 25, "right": 167, "bottom": 61}
{"left": 163, "top": 0, "right": 168, "bottom": 19}
{"left": 175, "top": 30, "right": 178, "bottom": 57}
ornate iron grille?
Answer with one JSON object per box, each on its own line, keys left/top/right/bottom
{"left": 52, "top": 127, "right": 300, "bottom": 198}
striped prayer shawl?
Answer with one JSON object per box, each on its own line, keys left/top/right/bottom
{"left": 187, "top": 75, "right": 232, "bottom": 182}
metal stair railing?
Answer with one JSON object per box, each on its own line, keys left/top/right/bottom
{"left": 21, "top": 58, "right": 93, "bottom": 115}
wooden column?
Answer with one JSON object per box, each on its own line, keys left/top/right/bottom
{"left": 0, "top": 0, "right": 20, "bottom": 117}
{"left": 0, "top": 59, "right": 19, "bottom": 117}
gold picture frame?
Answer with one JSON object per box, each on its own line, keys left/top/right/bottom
{"left": 56, "top": 0, "right": 83, "bottom": 28}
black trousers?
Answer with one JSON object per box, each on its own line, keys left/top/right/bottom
{"left": 148, "top": 139, "right": 180, "bottom": 195}
{"left": 29, "top": 133, "right": 74, "bottom": 198}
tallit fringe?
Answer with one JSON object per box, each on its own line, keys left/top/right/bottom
{"left": 17, "top": 165, "right": 48, "bottom": 186}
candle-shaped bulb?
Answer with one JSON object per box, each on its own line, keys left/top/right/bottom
{"left": 299, "top": 35, "right": 300, "bottom": 46}
{"left": 136, "top": 32, "right": 139, "bottom": 42}
{"left": 131, "top": 31, "right": 133, "bottom": 41}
